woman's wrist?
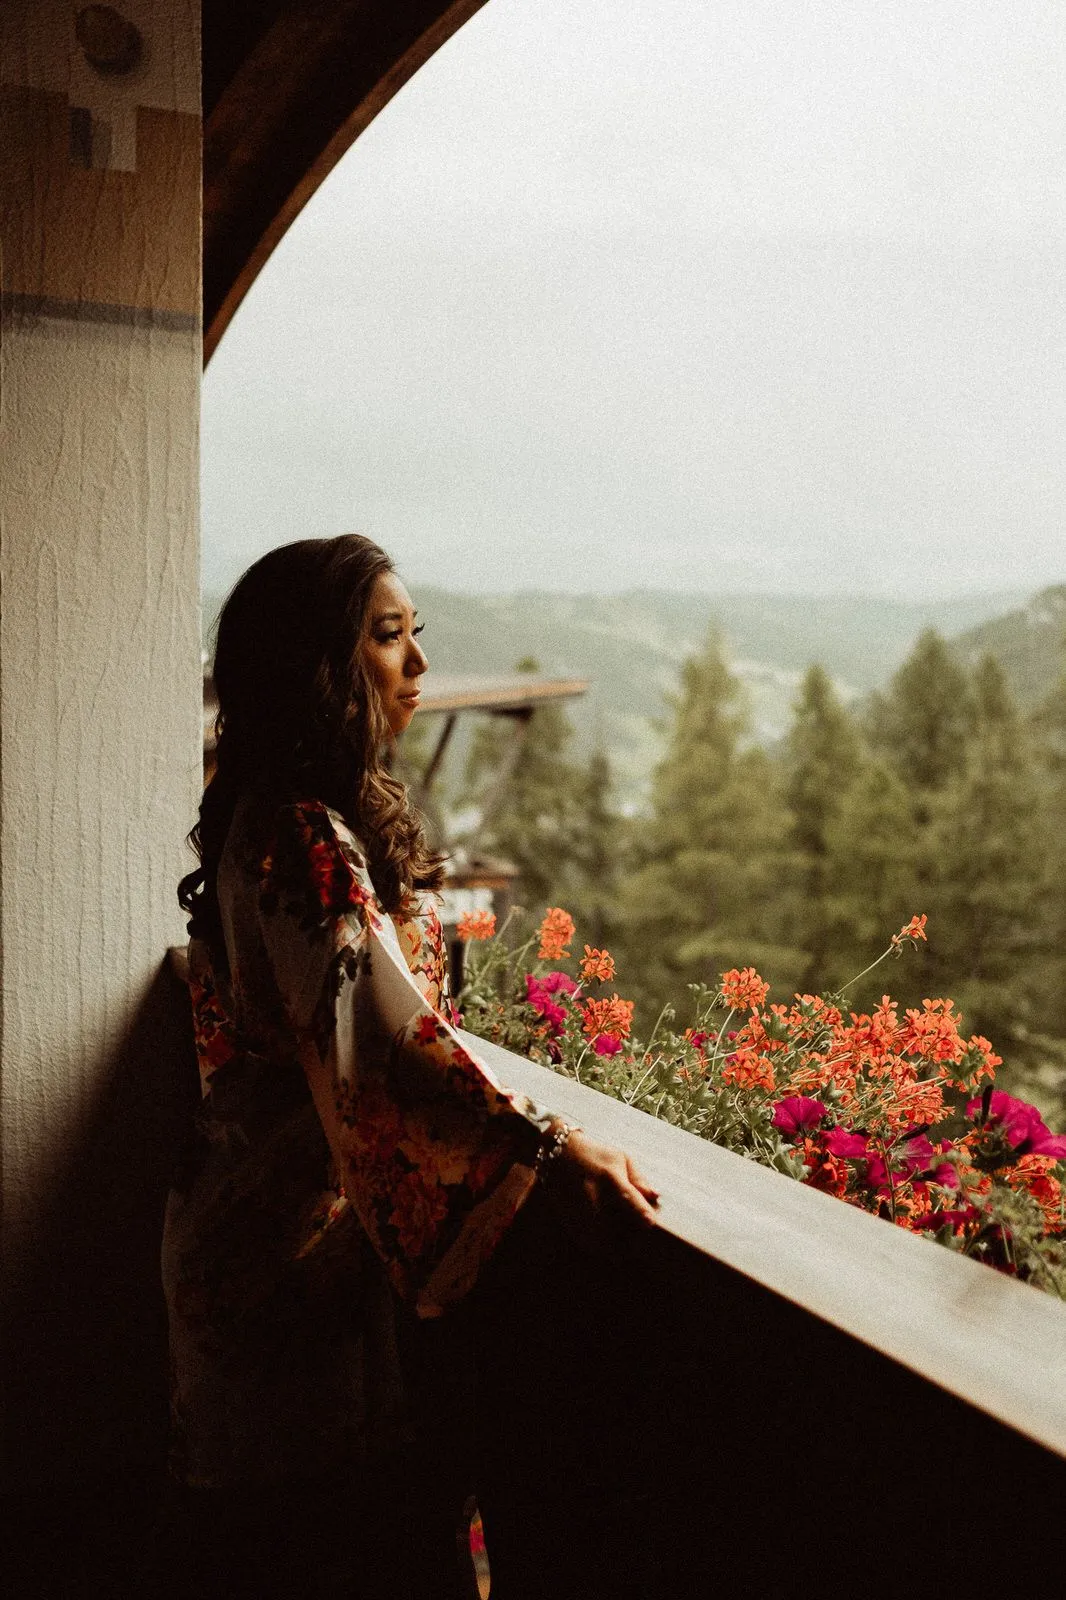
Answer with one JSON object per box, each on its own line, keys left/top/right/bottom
{"left": 535, "top": 1118, "right": 580, "bottom": 1182}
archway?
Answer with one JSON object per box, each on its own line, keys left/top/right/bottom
{"left": 203, "top": 1, "right": 488, "bottom": 359}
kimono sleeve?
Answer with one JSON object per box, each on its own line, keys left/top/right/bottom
{"left": 257, "top": 801, "right": 554, "bottom": 1316}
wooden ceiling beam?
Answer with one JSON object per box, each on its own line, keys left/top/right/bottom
{"left": 203, "top": 0, "right": 488, "bottom": 362}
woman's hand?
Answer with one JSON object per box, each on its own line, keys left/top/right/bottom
{"left": 544, "top": 1128, "right": 660, "bottom": 1250}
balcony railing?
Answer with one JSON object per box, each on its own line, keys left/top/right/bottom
{"left": 465, "top": 1029, "right": 1066, "bottom": 1594}
{"left": 29, "top": 954, "right": 1057, "bottom": 1595}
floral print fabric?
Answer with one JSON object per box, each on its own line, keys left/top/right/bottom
{"left": 163, "top": 796, "right": 552, "bottom": 1487}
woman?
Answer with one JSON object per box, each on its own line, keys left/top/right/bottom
{"left": 162, "top": 535, "right": 657, "bottom": 1597}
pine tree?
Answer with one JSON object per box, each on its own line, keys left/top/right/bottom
{"left": 867, "top": 629, "right": 974, "bottom": 817}
{"left": 618, "top": 632, "right": 793, "bottom": 1021}
{"left": 826, "top": 756, "right": 922, "bottom": 1003}
{"left": 928, "top": 655, "right": 1050, "bottom": 1041}
{"left": 461, "top": 659, "right": 622, "bottom": 921}
{"left": 566, "top": 747, "right": 625, "bottom": 949}
{"left": 849, "top": 628, "right": 976, "bottom": 1008}
{"left": 1033, "top": 649, "right": 1066, "bottom": 1040}
{"left": 781, "top": 664, "right": 861, "bottom": 991}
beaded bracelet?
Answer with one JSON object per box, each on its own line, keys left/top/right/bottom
{"left": 535, "top": 1120, "right": 578, "bottom": 1182}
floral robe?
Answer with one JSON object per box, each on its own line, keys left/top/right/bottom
{"left": 163, "top": 797, "right": 552, "bottom": 1489}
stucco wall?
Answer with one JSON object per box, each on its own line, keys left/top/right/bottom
{"left": 1, "top": 0, "right": 201, "bottom": 1488}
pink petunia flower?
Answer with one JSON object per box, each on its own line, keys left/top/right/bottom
{"left": 539, "top": 970, "right": 579, "bottom": 996}
{"left": 895, "top": 1134, "right": 935, "bottom": 1179}
{"left": 771, "top": 1097, "right": 827, "bottom": 1135}
{"left": 967, "top": 1089, "right": 1066, "bottom": 1158}
{"left": 525, "top": 974, "right": 569, "bottom": 1036}
{"left": 824, "top": 1126, "right": 869, "bottom": 1159}
{"left": 592, "top": 1033, "right": 624, "bottom": 1057}
{"left": 864, "top": 1151, "right": 888, "bottom": 1188}
{"left": 862, "top": 1134, "right": 959, "bottom": 1191}
{"left": 910, "top": 1207, "right": 978, "bottom": 1231}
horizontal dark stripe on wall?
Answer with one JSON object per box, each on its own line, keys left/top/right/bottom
{"left": 1, "top": 292, "right": 200, "bottom": 332}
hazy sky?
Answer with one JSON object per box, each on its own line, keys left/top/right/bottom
{"left": 202, "top": 0, "right": 1066, "bottom": 600}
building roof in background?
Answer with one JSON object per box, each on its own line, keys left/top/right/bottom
{"left": 202, "top": 670, "right": 588, "bottom": 754}
{"left": 414, "top": 674, "right": 588, "bottom": 715}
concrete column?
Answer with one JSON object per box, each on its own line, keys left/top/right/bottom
{"left": 1, "top": 0, "right": 201, "bottom": 1488}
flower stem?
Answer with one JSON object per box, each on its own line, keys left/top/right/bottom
{"left": 878, "top": 1135, "right": 898, "bottom": 1223}
{"left": 838, "top": 942, "right": 895, "bottom": 996}
{"left": 711, "top": 1006, "right": 737, "bottom": 1061}
{"left": 644, "top": 1001, "right": 674, "bottom": 1056}
{"left": 626, "top": 1054, "right": 661, "bottom": 1106}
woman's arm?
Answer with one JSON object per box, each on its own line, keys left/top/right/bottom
{"left": 549, "top": 1127, "right": 660, "bottom": 1239}
{"left": 255, "top": 802, "right": 647, "bottom": 1311}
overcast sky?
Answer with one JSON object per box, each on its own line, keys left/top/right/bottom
{"left": 202, "top": 0, "right": 1066, "bottom": 600}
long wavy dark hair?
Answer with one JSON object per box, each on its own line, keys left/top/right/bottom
{"left": 178, "top": 535, "right": 444, "bottom": 958}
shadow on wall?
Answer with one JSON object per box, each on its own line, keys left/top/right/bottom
{"left": 2, "top": 962, "right": 199, "bottom": 1589}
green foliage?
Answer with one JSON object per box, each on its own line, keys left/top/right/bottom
{"left": 460, "top": 658, "right": 624, "bottom": 924}
{"left": 564, "top": 748, "right": 624, "bottom": 949}
{"left": 780, "top": 665, "right": 862, "bottom": 992}
{"left": 866, "top": 628, "right": 974, "bottom": 803}
{"left": 615, "top": 631, "right": 796, "bottom": 1022}
{"left": 459, "top": 912, "right": 1066, "bottom": 1299}
{"left": 1031, "top": 664, "right": 1066, "bottom": 1044}
{"left": 825, "top": 759, "right": 920, "bottom": 998}
{"left": 458, "top": 614, "right": 1066, "bottom": 1131}
{"left": 924, "top": 656, "right": 1048, "bottom": 1040}
{"left": 974, "top": 1186, "right": 1066, "bottom": 1297}
{"left": 950, "top": 584, "right": 1066, "bottom": 709}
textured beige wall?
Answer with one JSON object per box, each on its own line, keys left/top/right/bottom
{"left": 0, "top": 314, "right": 201, "bottom": 1220}
{"left": 1, "top": 0, "right": 201, "bottom": 1486}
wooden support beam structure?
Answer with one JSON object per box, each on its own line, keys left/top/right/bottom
{"left": 203, "top": 1, "right": 490, "bottom": 360}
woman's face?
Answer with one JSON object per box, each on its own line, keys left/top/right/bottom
{"left": 360, "top": 571, "right": 428, "bottom": 736}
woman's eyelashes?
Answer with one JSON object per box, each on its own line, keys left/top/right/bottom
{"left": 377, "top": 622, "right": 424, "bottom": 644}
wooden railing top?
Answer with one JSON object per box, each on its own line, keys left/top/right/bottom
{"left": 414, "top": 673, "right": 590, "bottom": 716}
{"left": 463, "top": 1030, "right": 1066, "bottom": 1460}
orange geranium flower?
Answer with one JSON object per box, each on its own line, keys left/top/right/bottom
{"left": 1010, "top": 1159, "right": 1064, "bottom": 1234}
{"left": 720, "top": 967, "right": 770, "bottom": 1011}
{"left": 891, "top": 914, "right": 928, "bottom": 948}
{"left": 899, "top": 998, "right": 965, "bottom": 1064}
{"left": 847, "top": 997, "right": 900, "bottom": 1065}
{"left": 456, "top": 909, "right": 497, "bottom": 942}
{"left": 580, "top": 945, "right": 616, "bottom": 983}
{"left": 538, "top": 907, "right": 576, "bottom": 961}
{"left": 880, "top": 1071, "right": 948, "bottom": 1132}
{"left": 722, "top": 1048, "right": 776, "bottom": 1093}
{"left": 954, "top": 1034, "right": 1001, "bottom": 1089}
{"left": 580, "top": 994, "right": 634, "bottom": 1042}
{"left": 795, "top": 1138, "right": 850, "bottom": 1199}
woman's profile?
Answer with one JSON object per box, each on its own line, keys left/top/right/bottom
{"left": 161, "top": 534, "right": 657, "bottom": 1597}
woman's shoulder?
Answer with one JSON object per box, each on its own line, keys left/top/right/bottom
{"left": 232, "top": 794, "right": 377, "bottom": 924}
{"left": 265, "top": 806, "right": 377, "bottom": 921}
{"left": 275, "top": 798, "right": 368, "bottom": 860}
{"left": 229, "top": 792, "right": 366, "bottom": 862}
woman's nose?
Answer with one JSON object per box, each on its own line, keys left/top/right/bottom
{"left": 407, "top": 636, "right": 428, "bottom": 674}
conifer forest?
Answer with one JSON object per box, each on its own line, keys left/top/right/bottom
{"left": 448, "top": 627, "right": 1066, "bottom": 1124}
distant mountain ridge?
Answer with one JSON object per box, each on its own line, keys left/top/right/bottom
{"left": 950, "top": 585, "right": 1066, "bottom": 708}
{"left": 201, "top": 583, "right": 1040, "bottom": 806}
